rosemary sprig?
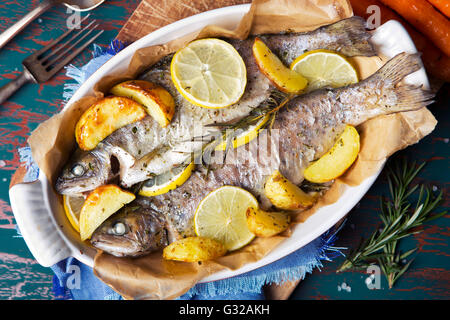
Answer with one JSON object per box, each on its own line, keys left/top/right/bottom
{"left": 192, "top": 90, "right": 291, "bottom": 171}
{"left": 205, "top": 90, "right": 290, "bottom": 133}
{"left": 337, "top": 158, "right": 447, "bottom": 288}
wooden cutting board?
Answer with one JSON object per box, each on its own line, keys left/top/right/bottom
{"left": 116, "top": 0, "right": 251, "bottom": 43}
{"left": 115, "top": 0, "right": 300, "bottom": 301}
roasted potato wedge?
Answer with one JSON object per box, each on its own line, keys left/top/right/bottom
{"left": 163, "top": 236, "right": 227, "bottom": 262}
{"left": 253, "top": 37, "right": 308, "bottom": 93}
{"left": 265, "top": 170, "right": 317, "bottom": 210}
{"left": 75, "top": 96, "right": 147, "bottom": 151}
{"left": 110, "top": 80, "right": 175, "bottom": 128}
{"left": 304, "top": 125, "right": 360, "bottom": 183}
{"left": 79, "top": 184, "right": 135, "bottom": 241}
{"left": 246, "top": 207, "right": 291, "bottom": 237}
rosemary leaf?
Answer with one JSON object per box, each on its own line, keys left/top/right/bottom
{"left": 337, "top": 158, "right": 447, "bottom": 288}
{"left": 192, "top": 90, "right": 291, "bottom": 169}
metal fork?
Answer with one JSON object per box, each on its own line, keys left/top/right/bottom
{"left": 0, "top": 15, "right": 103, "bottom": 105}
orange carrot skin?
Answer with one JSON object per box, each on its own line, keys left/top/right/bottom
{"left": 350, "top": 0, "right": 399, "bottom": 22}
{"left": 350, "top": 0, "right": 450, "bottom": 81}
{"left": 427, "top": 0, "right": 450, "bottom": 19}
{"left": 379, "top": 0, "right": 450, "bottom": 57}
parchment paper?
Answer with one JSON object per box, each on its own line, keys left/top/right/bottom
{"left": 27, "top": 0, "right": 437, "bottom": 300}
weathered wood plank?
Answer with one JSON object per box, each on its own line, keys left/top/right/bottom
{"left": 1, "top": 0, "right": 448, "bottom": 300}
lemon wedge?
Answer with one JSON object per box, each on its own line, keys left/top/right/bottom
{"left": 170, "top": 38, "right": 247, "bottom": 109}
{"left": 291, "top": 49, "right": 358, "bottom": 92}
{"left": 63, "top": 195, "right": 85, "bottom": 233}
{"left": 194, "top": 186, "right": 257, "bottom": 251}
{"left": 215, "top": 114, "right": 270, "bottom": 151}
{"left": 139, "top": 162, "right": 194, "bottom": 197}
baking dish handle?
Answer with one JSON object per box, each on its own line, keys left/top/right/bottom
{"left": 9, "top": 179, "right": 72, "bottom": 267}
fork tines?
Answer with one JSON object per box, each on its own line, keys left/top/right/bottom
{"left": 23, "top": 14, "right": 104, "bottom": 83}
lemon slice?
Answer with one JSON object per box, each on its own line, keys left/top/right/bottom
{"left": 139, "top": 162, "right": 194, "bottom": 197}
{"left": 63, "top": 195, "right": 85, "bottom": 233}
{"left": 215, "top": 114, "right": 270, "bottom": 151}
{"left": 171, "top": 38, "right": 247, "bottom": 109}
{"left": 194, "top": 186, "right": 257, "bottom": 251}
{"left": 290, "top": 49, "right": 358, "bottom": 92}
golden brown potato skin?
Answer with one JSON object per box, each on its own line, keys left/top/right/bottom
{"left": 163, "top": 237, "right": 227, "bottom": 262}
{"left": 252, "top": 37, "right": 308, "bottom": 93}
{"left": 79, "top": 184, "right": 135, "bottom": 241}
{"left": 75, "top": 96, "right": 147, "bottom": 151}
{"left": 304, "top": 125, "right": 360, "bottom": 183}
{"left": 246, "top": 207, "right": 291, "bottom": 237}
{"left": 264, "top": 170, "right": 317, "bottom": 210}
{"left": 110, "top": 80, "right": 175, "bottom": 128}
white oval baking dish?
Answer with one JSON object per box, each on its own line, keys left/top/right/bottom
{"left": 9, "top": 4, "right": 429, "bottom": 283}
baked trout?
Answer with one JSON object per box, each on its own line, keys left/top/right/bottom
{"left": 55, "top": 16, "right": 375, "bottom": 195}
{"left": 91, "top": 53, "right": 434, "bottom": 257}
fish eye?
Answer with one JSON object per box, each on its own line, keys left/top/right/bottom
{"left": 71, "top": 164, "right": 85, "bottom": 177}
{"left": 112, "top": 222, "right": 126, "bottom": 236}
{"left": 144, "top": 178, "right": 156, "bottom": 188}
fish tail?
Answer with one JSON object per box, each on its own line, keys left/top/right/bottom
{"left": 372, "top": 52, "right": 423, "bottom": 84}
{"left": 371, "top": 52, "right": 434, "bottom": 113}
{"left": 391, "top": 84, "right": 435, "bottom": 112}
{"left": 324, "top": 16, "right": 375, "bottom": 57}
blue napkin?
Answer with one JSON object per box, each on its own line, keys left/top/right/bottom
{"left": 18, "top": 41, "right": 346, "bottom": 300}
{"left": 48, "top": 228, "right": 343, "bottom": 300}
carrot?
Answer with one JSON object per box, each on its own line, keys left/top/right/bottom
{"left": 350, "top": 0, "right": 399, "bottom": 21}
{"left": 427, "top": 0, "right": 450, "bottom": 18}
{"left": 350, "top": 0, "right": 450, "bottom": 81}
{"left": 379, "top": 0, "right": 450, "bottom": 57}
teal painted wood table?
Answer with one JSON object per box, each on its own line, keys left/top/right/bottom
{"left": 0, "top": 0, "right": 448, "bottom": 300}
{"left": 0, "top": 0, "right": 141, "bottom": 299}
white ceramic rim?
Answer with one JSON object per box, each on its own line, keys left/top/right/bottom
{"left": 24, "top": 4, "right": 428, "bottom": 283}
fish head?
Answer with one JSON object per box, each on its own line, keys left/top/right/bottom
{"left": 90, "top": 200, "right": 168, "bottom": 257}
{"left": 55, "top": 148, "right": 115, "bottom": 195}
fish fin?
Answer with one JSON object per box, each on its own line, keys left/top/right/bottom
{"left": 371, "top": 52, "right": 434, "bottom": 113}
{"left": 325, "top": 16, "right": 375, "bottom": 57}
